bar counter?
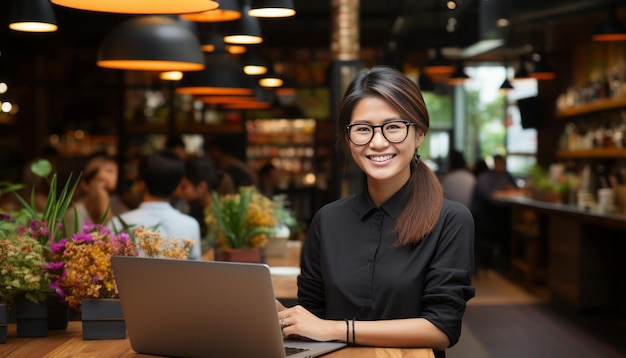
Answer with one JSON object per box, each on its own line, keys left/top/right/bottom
{"left": 491, "top": 194, "right": 626, "bottom": 313}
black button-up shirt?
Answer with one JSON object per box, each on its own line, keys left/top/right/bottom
{"left": 298, "top": 182, "right": 475, "bottom": 347}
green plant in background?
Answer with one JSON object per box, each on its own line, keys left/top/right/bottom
{"left": 527, "top": 164, "right": 573, "bottom": 199}
{"left": 10, "top": 159, "right": 81, "bottom": 243}
{"left": 207, "top": 186, "right": 276, "bottom": 249}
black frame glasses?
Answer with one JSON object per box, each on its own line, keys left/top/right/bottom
{"left": 346, "top": 120, "right": 415, "bottom": 146}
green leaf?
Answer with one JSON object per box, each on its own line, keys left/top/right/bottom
{"left": 30, "top": 159, "right": 52, "bottom": 178}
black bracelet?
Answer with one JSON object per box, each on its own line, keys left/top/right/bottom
{"left": 352, "top": 317, "right": 356, "bottom": 345}
{"left": 345, "top": 319, "right": 349, "bottom": 344}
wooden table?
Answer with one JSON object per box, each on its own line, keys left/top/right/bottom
{"left": 0, "top": 322, "right": 434, "bottom": 357}
{"left": 1, "top": 241, "right": 434, "bottom": 357}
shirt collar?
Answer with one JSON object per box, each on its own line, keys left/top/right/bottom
{"left": 354, "top": 179, "right": 411, "bottom": 221}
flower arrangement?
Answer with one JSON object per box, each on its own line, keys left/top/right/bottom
{"left": 0, "top": 214, "right": 52, "bottom": 305}
{"left": 206, "top": 186, "right": 277, "bottom": 249}
{"left": 0, "top": 159, "right": 80, "bottom": 305}
{"left": 46, "top": 223, "right": 193, "bottom": 309}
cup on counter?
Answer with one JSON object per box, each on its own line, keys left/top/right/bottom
{"left": 577, "top": 190, "right": 595, "bottom": 210}
{"left": 596, "top": 188, "right": 616, "bottom": 214}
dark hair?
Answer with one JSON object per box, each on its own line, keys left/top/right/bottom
{"left": 337, "top": 65, "right": 443, "bottom": 245}
{"left": 165, "top": 135, "right": 185, "bottom": 149}
{"left": 258, "top": 163, "right": 276, "bottom": 177}
{"left": 184, "top": 156, "right": 220, "bottom": 190}
{"left": 138, "top": 150, "right": 184, "bottom": 198}
{"left": 83, "top": 152, "right": 117, "bottom": 183}
{"left": 448, "top": 150, "right": 467, "bottom": 171}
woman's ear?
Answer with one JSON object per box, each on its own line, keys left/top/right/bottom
{"left": 415, "top": 130, "right": 425, "bottom": 147}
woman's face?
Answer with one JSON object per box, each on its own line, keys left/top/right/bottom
{"left": 176, "top": 177, "right": 200, "bottom": 202}
{"left": 97, "top": 161, "right": 118, "bottom": 192}
{"left": 348, "top": 96, "right": 423, "bottom": 188}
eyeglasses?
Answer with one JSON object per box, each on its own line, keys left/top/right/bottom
{"left": 346, "top": 120, "right": 415, "bottom": 146}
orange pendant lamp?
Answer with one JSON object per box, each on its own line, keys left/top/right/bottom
{"left": 50, "top": 0, "right": 219, "bottom": 14}
{"left": 180, "top": 0, "right": 242, "bottom": 22}
{"left": 97, "top": 16, "right": 204, "bottom": 72}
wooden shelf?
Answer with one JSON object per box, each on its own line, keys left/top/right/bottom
{"left": 124, "top": 123, "right": 244, "bottom": 135}
{"left": 557, "top": 148, "right": 626, "bottom": 158}
{"left": 556, "top": 97, "right": 626, "bottom": 118}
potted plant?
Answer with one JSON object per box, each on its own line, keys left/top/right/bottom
{"left": 1, "top": 159, "right": 82, "bottom": 332}
{"left": 206, "top": 186, "right": 277, "bottom": 263}
{"left": 46, "top": 223, "right": 193, "bottom": 340}
{"left": 0, "top": 214, "right": 53, "bottom": 337}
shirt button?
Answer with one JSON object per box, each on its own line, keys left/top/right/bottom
{"left": 366, "top": 261, "right": 373, "bottom": 269}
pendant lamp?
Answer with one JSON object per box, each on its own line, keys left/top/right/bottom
{"left": 200, "top": 31, "right": 223, "bottom": 53}
{"left": 423, "top": 48, "right": 455, "bottom": 76}
{"left": 529, "top": 53, "right": 556, "bottom": 80}
{"left": 243, "top": 48, "right": 268, "bottom": 75}
{"left": 249, "top": 0, "right": 296, "bottom": 18}
{"left": 447, "top": 64, "right": 470, "bottom": 85}
{"left": 50, "top": 0, "right": 219, "bottom": 14}
{"left": 180, "top": 0, "right": 242, "bottom": 22}
{"left": 499, "top": 78, "right": 514, "bottom": 92}
{"left": 258, "top": 65, "right": 283, "bottom": 88}
{"left": 593, "top": 2, "right": 626, "bottom": 41}
{"left": 9, "top": 0, "right": 58, "bottom": 33}
{"left": 223, "top": 3, "right": 263, "bottom": 45}
{"left": 176, "top": 52, "right": 253, "bottom": 96}
{"left": 97, "top": 16, "right": 205, "bottom": 72}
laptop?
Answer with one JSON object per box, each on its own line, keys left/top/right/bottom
{"left": 111, "top": 256, "right": 346, "bottom": 358}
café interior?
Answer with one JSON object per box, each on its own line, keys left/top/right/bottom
{"left": 1, "top": 0, "right": 626, "bottom": 357}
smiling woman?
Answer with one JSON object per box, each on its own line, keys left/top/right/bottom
{"left": 276, "top": 66, "right": 475, "bottom": 358}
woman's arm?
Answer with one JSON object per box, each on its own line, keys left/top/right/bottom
{"left": 279, "top": 305, "right": 449, "bottom": 350}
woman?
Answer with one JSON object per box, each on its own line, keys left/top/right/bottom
{"left": 65, "top": 153, "right": 126, "bottom": 234}
{"left": 277, "top": 66, "right": 475, "bottom": 357}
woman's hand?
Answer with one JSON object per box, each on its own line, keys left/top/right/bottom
{"left": 278, "top": 305, "right": 344, "bottom": 342}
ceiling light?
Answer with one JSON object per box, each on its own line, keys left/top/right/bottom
{"left": 176, "top": 52, "right": 253, "bottom": 96}
{"left": 258, "top": 66, "right": 283, "bottom": 88}
{"left": 227, "top": 45, "right": 247, "bottom": 55}
{"left": 51, "top": 0, "right": 219, "bottom": 14}
{"left": 9, "top": 0, "right": 58, "bottom": 33}
{"left": 499, "top": 78, "right": 514, "bottom": 93}
{"left": 97, "top": 16, "right": 205, "bottom": 72}
{"left": 243, "top": 49, "right": 268, "bottom": 75}
{"left": 447, "top": 64, "right": 470, "bottom": 85}
{"left": 529, "top": 53, "right": 556, "bottom": 80}
{"left": 180, "top": 0, "right": 242, "bottom": 22}
{"left": 160, "top": 71, "right": 184, "bottom": 81}
{"left": 249, "top": 0, "right": 296, "bottom": 18}
{"left": 593, "top": 2, "right": 626, "bottom": 41}
{"left": 223, "top": 4, "right": 263, "bottom": 45}
{"left": 423, "top": 48, "right": 455, "bottom": 76}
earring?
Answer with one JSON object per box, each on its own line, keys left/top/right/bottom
{"left": 414, "top": 149, "right": 421, "bottom": 164}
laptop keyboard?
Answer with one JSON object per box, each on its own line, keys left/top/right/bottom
{"left": 285, "top": 346, "right": 311, "bottom": 356}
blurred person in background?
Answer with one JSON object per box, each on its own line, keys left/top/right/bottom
{"left": 108, "top": 150, "right": 201, "bottom": 260}
{"left": 65, "top": 153, "right": 127, "bottom": 234}
{"left": 441, "top": 150, "right": 475, "bottom": 207}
